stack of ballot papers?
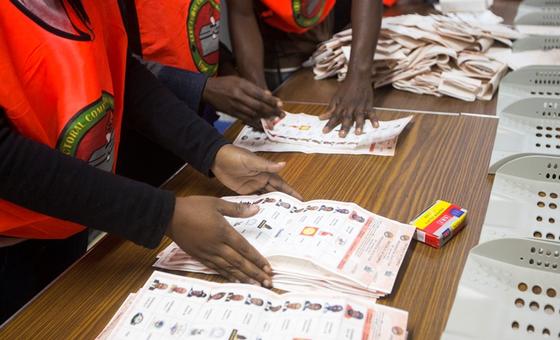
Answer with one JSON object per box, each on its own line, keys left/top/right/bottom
{"left": 97, "top": 271, "right": 409, "bottom": 340}
{"left": 305, "top": 13, "right": 524, "bottom": 101}
{"left": 154, "top": 192, "right": 416, "bottom": 299}
{"left": 233, "top": 112, "right": 413, "bottom": 156}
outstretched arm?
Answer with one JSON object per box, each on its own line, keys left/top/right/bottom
{"left": 228, "top": 0, "right": 267, "bottom": 89}
{"left": 321, "top": 0, "right": 382, "bottom": 137}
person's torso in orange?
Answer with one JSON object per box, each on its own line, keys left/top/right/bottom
{"left": 259, "top": 0, "right": 336, "bottom": 34}
{"left": 260, "top": 0, "right": 398, "bottom": 34}
{"left": 135, "top": 0, "right": 221, "bottom": 76}
{"left": 0, "top": 0, "right": 128, "bottom": 239}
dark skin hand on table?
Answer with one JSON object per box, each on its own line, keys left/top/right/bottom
{"left": 167, "top": 144, "right": 302, "bottom": 288}
{"left": 228, "top": 0, "right": 382, "bottom": 137}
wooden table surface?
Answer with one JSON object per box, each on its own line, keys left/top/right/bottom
{"left": 0, "top": 103, "right": 498, "bottom": 339}
{"left": 274, "top": 0, "right": 521, "bottom": 115}
{"left": 0, "top": 1, "right": 520, "bottom": 339}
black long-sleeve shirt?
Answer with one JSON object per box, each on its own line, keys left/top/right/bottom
{"left": 0, "top": 55, "right": 229, "bottom": 248}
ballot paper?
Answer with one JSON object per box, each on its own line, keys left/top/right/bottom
{"left": 233, "top": 112, "right": 412, "bottom": 156}
{"left": 97, "top": 271, "right": 409, "bottom": 340}
{"left": 234, "top": 126, "right": 399, "bottom": 156}
{"left": 262, "top": 113, "right": 412, "bottom": 150}
{"left": 305, "top": 13, "right": 521, "bottom": 102}
{"left": 154, "top": 192, "right": 416, "bottom": 299}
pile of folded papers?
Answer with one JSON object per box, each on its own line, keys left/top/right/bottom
{"left": 154, "top": 192, "right": 416, "bottom": 300}
{"left": 305, "top": 14, "right": 524, "bottom": 101}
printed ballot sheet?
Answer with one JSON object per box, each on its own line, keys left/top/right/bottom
{"left": 233, "top": 112, "right": 413, "bottom": 156}
{"left": 154, "top": 192, "right": 416, "bottom": 298}
{"left": 234, "top": 126, "right": 399, "bottom": 156}
{"left": 98, "top": 271, "right": 409, "bottom": 340}
{"left": 264, "top": 112, "right": 412, "bottom": 149}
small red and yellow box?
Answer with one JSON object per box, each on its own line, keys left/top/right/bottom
{"left": 410, "top": 200, "right": 467, "bottom": 248}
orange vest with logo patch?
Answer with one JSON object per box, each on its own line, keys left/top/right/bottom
{"left": 135, "top": 0, "right": 221, "bottom": 76}
{"left": 259, "top": 0, "right": 336, "bottom": 34}
{"left": 0, "top": 0, "right": 128, "bottom": 239}
{"left": 260, "top": 0, "right": 398, "bottom": 34}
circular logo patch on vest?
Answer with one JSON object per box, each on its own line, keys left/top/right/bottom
{"left": 56, "top": 92, "right": 115, "bottom": 172}
{"left": 187, "top": 0, "right": 220, "bottom": 75}
{"left": 292, "top": 0, "right": 326, "bottom": 28}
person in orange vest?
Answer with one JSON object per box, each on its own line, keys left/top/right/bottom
{"left": 123, "top": 0, "right": 284, "bottom": 129}
{"left": 229, "top": 0, "right": 383, "bottom": 137}
{"left": 0, "top": 0, "right": 300, "bottom": 324}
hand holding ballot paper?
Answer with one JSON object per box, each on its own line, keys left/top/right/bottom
{"left": 234, "top": 112, "right": 413, "bottom": 156}
{"left": 155, "top": 192, "right": 416, "bottom": 299}
{"left": 97, "top": 272, "right": 409, "bottom": 340}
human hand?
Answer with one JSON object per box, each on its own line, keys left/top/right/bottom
{"left": 167, "top": 196, "right": 273, "bottom": 287}
{"left": 211, "top": 145, "right": 302, "bottom": 199}
{"left": 203, "top": 76, "right": 284, "bottom": 129}
{"left": 320, "top": 77, "right": 378, "bottom": 137}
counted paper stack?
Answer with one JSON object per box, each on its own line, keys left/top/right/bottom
{"left": 154, "top": 192, "right": 416, "bottom": 299}
{"left": 305, "top": 13, "right": 524, "bottom": 101}
{"left": 234, "top": 112, "right": 413, "bottom": 156}
{"left": 97, "top": 271, "right": 409, "bottom": 340}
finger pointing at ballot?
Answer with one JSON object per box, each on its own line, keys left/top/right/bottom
{"left": 167, "top": 196, "right": 273, "bottom": 287}
{"left": 211, "top": 145, "right": 303, "bottom": 200}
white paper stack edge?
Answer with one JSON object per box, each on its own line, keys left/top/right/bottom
{"left": 304, "top": 13, "right": 524, "bottom": 102}
{"left": 153, "top": 192, "right": 416, "bottom": 300}
{"left": 97, "top": 271, "right": 410, "bottom": 340}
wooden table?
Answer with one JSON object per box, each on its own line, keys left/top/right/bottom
{"left": 0, "top": 103, "right": 498, "bottom": 339}
{"left": 0, "top": 0, "right": 520, "bottom": 338}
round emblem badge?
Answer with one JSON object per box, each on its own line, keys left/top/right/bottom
{"left": 187, "top": 0, "right": 220, "bottom": 75}
{"left": 292, "top": 0, "right": 326, "bottom": 28}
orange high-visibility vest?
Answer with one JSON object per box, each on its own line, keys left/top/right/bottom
{"left": 259, "top": 0, "right": 398, "bottom": 34}
{"left": 259, "top": 0, "right": 336, "bottom": 34}
{"left": 0, "top": 0, "right": 128, "bottom": 239}
{"left": 135, "top": 0, "right": 221, "bottom": 75}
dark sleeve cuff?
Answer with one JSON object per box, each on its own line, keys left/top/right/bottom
{"left": 157, "top": 66, "right": 209, "bottom": 113}
{"left": 202, "top": 139, "right": 230, "bottom": 177}
{"left": 142, "top": 189, "right": 175, "bottom": 248}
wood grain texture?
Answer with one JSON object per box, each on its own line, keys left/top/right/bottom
{"left": 0, "top": 103, "right": 498, "bottom": 340}
{"left": 273, "top": 0, "right": 521, "bottom": 116}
